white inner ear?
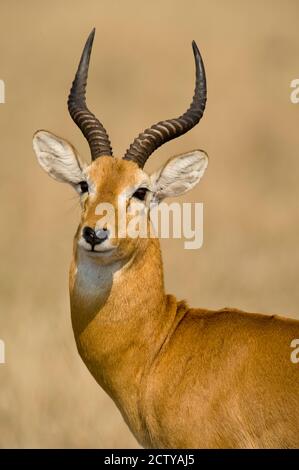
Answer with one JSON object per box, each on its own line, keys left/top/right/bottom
{"left": 33, "top": 130, "right": 84, "bottom": 184}
{"left": 150, "top": 149, "right": 208, "bottom": 201}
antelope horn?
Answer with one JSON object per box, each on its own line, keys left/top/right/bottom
{"left": 123, "top": 41, "right": 207, "bottom": 168}
{"left": 68, "top": 28, "right": 113, "bottom": 160}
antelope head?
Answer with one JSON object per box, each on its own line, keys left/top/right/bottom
{"left": 33, "top": 29, "right": 208, "bottom": 266}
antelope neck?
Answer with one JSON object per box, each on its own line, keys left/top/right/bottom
{"left": 69, "top": 237, "right": 178, "bottom": 442}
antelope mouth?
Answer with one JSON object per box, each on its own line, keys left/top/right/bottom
{"left": 87, "top": 247, "right": 116, "bottom": 254}
{"left": 83, "top": 243, "right": 117, "bottom": 254}
{"left": 78, "top": 237, "right": 117, "bottom": 254}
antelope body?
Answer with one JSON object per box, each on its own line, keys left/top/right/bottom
{"left": 33, "top": 29, "right": 299, "bottom": 448}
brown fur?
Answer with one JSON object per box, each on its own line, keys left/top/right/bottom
{"left": 69, "top": 157, "right": 299, "bottom": 449}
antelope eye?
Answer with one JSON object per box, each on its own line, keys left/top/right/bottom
{"left": 132, "top": 187, "right": 148, "bottom": 201}
{"left": 79, "top": 181, "right": 89, "bottom": 194}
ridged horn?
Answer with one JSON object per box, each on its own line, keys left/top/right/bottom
{"left": 67, "top": 28, "right": 113, "bottom": 160}
{"left": 123, "top": 41, "right": 206, "bottom": 168}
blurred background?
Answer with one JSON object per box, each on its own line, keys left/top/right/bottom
{"left": 0, "top": 0, "right": 299, "bottom": 448}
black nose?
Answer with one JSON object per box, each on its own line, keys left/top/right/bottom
{"left": 82, "top": 226, "right": 109, "bottom": 247}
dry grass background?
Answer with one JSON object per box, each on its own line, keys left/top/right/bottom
{"left": 0, "top": 0, "right": 299, "bottom": 448}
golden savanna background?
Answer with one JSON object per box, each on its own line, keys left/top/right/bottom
{"left": 0, "top": 0, "right": 299, "bottom": 448}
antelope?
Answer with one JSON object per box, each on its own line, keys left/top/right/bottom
{"left": 33, "top": 29, "right": 299, "bottom": 449}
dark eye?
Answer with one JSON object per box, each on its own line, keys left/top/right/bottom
{"left": 79, "top": 181, "right": 89, "bottom": 194}
{"left": 132, "top": 187, "right": 148, "bottom": 201}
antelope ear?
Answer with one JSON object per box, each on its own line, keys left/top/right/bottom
{"left": 33, "top": 130, "right": 84, "bottom": 184}
{"left": 150, "top": 150, "right": 208, "bottom": 202}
